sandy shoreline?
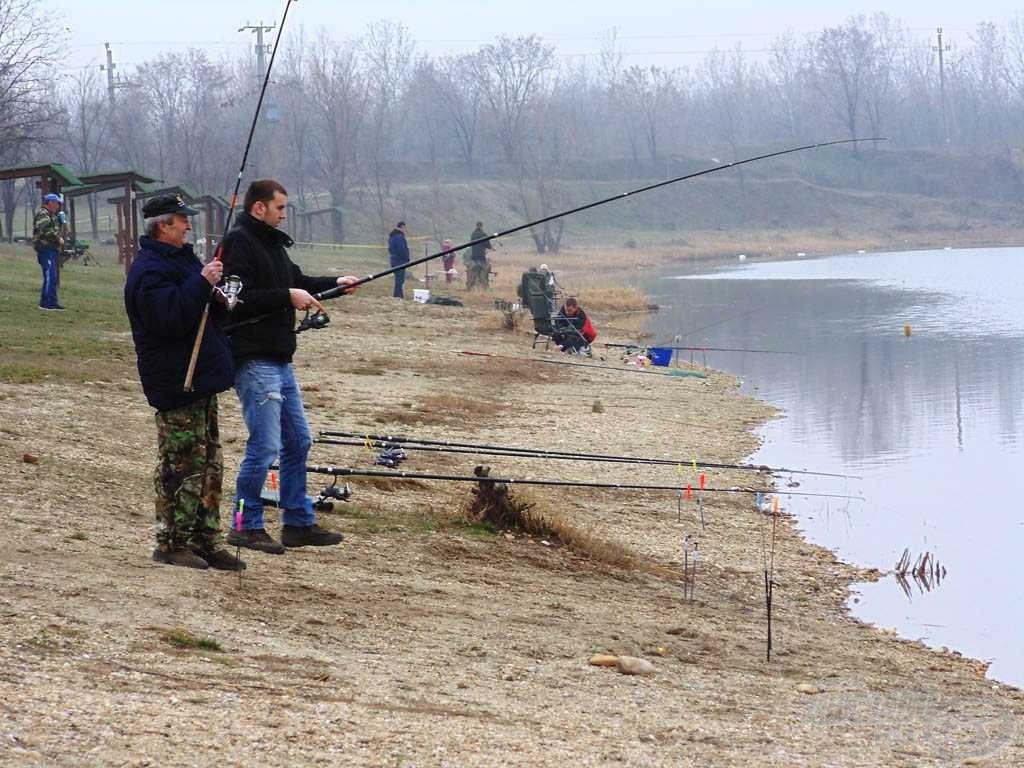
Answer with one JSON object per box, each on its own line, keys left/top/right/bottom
{"left": 2, "top": 287, "right": 1023, "bottom": 766}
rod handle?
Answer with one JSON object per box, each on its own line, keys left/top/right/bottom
{"left": 183, "top": 305, "right": 210, "bottom": 392}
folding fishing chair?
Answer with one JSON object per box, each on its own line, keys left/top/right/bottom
{"left": 519, "top": 269, "right": 592, "bottom": 354}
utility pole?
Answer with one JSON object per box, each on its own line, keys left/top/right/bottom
{"left": 100, "top": 43, "right": 117, "bottom": 105}
{"left": 933, "top": 27, "right": 951, "bottom": 145}
{"left": 239, "top": 20, "right": 276, "bottom": 79}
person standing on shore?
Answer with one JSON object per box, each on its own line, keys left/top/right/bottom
{"left": 221, "top": 179, "right": 358, "bottom": 554}
{"left": 466, "top": 221, "right": 493, "bottom": 290}
{"left": 441, "top": 238, "right": 456, "bottom": 284}
{"left": 388, "top": 221, "right": 410, "bottom": 298}
{"left": 124, "top": 194, "right": 242, "bottom": 571}
{"left": 32, "top": 193, "right": 68, "bottom": 311}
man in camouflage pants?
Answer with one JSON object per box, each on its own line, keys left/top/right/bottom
{"left": 32, "top": 193, "right": 68, "bottom": 310}
{"left": 125, "top": 194, "right": 242, "bottom": 570}
{"left": 153, "top": 398, "right": 224, "bottom": 557}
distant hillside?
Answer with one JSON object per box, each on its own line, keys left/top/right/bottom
{"left": 332, "top": 146, "right": 1024, "bottom": 251}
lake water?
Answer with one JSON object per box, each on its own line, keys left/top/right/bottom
{"left": 643, "top": 247, "right": 1024, "bottom": 687}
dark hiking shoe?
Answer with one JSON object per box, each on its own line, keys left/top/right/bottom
{"left": 152, "top": 548, "right": 210, "bottom": 570}
{"left": 225, "top": 528, "right": 285, "bottom": 555}
{"left": 281, "top": 523, "right": 343, "bottom": 548}
{"left": 193, "top": 547, "right": 247, "bottom": 571}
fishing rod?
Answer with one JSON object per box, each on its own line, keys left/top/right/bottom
{"left": 316, "top": 430, "right": 859, "bottom": 480}
{"left": 605, "top": 343, "right": 795, "bottom": 355}
{"left": 183, "top": 0, "right": 297, "bottom": 390}
{"left": 679, "top": 303, "right": 773, "bottom": 340}
{"left": 452, "top": 349, "right": 708, "bottom": 378}
{"left": 312, "top": 137, "right": 882, "bottom": 301}
{"left": 302, "top": 464, "right": 864, "bottom": 501}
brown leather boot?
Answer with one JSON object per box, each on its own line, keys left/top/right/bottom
{"left": 192, "top": 547, "right": 247, "bottom": 571}
{"left": 152, "top": 548, "right": 209, "bottom": 570}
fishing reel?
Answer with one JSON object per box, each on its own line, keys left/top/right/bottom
{"left": 311, "top": 478, "right": 353, "bottom": 512}
{"left": 374, "top": 446, "right": 407, "bottom": 468}
{"left": 295, "top": 309, "right": 330, "bottom": 334}
{"left": 215, "top": 274, "right": 244, "bottom": 311}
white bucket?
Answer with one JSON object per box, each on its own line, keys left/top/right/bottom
{"left": 413, "top": 288, "right": 430, "bottom": 303}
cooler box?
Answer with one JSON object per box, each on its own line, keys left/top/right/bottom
{"left": 413, "top": 289, "right": 430, "bottom": 303}
{"left": 648, "top": 347, "right": 673, "bottom": 366}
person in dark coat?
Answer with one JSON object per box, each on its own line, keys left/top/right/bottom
{"left": 387, "top": 221, "right": 410, "bottom": 298}
{"left": 466, "top": 221, "right": 494, "bottom": 290}
{"left": 124, "top": 194, "right": 242, "bottom": 571}
{"left": 220, "top": 179, "right": 358, "bottom": 555}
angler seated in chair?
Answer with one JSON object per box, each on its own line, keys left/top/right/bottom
{"left": 551, "top": 297, "right": 596, "bottom": 354}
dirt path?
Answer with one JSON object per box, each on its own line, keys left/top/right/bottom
{"left": 2, "top": 296, "right": 1022, "bottom": 767}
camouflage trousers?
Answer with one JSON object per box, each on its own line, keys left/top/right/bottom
{"left": 153, "top": 396, "right": 223, "bottom": 551}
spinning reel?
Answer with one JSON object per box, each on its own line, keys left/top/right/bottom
{"left": 296, "top": 309, "right": 330, "bottom": 334}
{"left": 215, "top": 274, "right": 244, "bottom": 311}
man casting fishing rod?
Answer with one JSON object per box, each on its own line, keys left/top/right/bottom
{"left": 221, "top": 179, "right": 358, "bottom": 554}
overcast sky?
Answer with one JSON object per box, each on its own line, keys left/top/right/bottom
{"left": 61, "top": 0, "right": 1022, "bottom": 75}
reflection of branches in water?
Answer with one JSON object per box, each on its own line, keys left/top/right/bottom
{"left": 893, "top": 548, "right": 948, "bottom": 599}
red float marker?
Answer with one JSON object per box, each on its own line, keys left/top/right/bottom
{"left": 686, "top": 484, "right": 692, "bottom": 500}
{"left": 699, "top": 473, "right": 706, "bottom": 491}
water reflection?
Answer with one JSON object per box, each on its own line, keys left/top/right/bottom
{"left": 644, "top": 247, "right": 1024, "bottom": 686}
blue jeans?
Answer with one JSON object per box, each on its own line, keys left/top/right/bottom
{"left": 37, "top": 249, "right": 59, "bottom": 308}
{"left": 234, "top": 360, "right": 315, "bottom": 530}
{"left": 391, "top": 257, "right": 408, "bottom": 298}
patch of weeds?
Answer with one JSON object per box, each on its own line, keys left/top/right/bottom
{"left": 160, "top": 626, "right": 223, "bottom": 652}
{"left": 24, "top": 630, "right": 58, "bottom": 649}
{"left": 463, "top": 520, "right": 499, "bottom": 537}
{"left": 66, "top": 531, "right": 89, "bottom": 542}
{"left": 336, "top": 504, "right": 375, "bottom": 520}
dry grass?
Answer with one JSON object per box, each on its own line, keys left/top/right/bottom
{"left": 371, "top": 391, "right": 505, "bottom": 427}
{"left": 575, "top": 286, "right": 651, "bottom": 313}
{"left": 477, "top": 309, "right": 520, "bottom": 332}
{"left": 464, "top": 471, "right": 646, "bottom": 572}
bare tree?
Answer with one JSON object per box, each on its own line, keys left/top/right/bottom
{"left": 307, "top": 34, "right": 367, "bottom": 242}
{"left": 809, "top": 16, "right": 878, "bottom": 153}
{"left": 614, "top": 64, "right": 678, "bottom": 170}
{"left": 362, "top": 20, "right": 413, "bottom": 236}
{"left": 698, "top": 47, "right": 759, "bottom": 164}
{"left": 429, "top": 54, "right": 482, "bottom": 169}
{"left": 62, "top": 67, "right": 111, "bottom": 238}
{"left": 514, "top": 73, "right": 569, "bottom": 254}
{"left": 0, "top": 0, "right": 61, "bottom": 238}
{"left": 470, "top": 35, "right": 554, "bottom": 164}
{"left": 766, "top": 31, "right": 811, "bottom": 141}
{"left": 862, "top": 13, "right": 905, "bottom": 148}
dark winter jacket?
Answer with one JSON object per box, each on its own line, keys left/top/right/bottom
{"left": 220, "top": 212, "right": 337, "bottom": 365}
{"left": 124, "top": 236, "right": 234, "bottom": 412}
{"left": 388, "top": 228, "right": 409, "bottom": 265}
{"left": 469, "top": 226, "right": 493, "bottom": 262}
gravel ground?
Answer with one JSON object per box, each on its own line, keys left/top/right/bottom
{"left": 1, "top": 296, "right": 1022, "bottom": 767}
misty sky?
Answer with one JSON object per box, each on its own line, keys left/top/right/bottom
{"left": 61, "top": 0, "right": 1022, "bottom": 74}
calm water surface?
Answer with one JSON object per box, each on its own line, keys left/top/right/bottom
{"left": 644, "top": 247, "right": 1024, "bottom": 686}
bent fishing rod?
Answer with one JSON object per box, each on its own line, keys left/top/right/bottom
{"left": 605, "top": 343, "right": 795, "bottom": 355}
{"left": 317, "top": 137, "right": 882, "bottom": 301}
{"left": 316, "top": 431, "right": 858, "bottom": 480}
{"left": 230, "top": 137, "right": 883, "bottom": 337}
{"left": 301, "top": 464, "right": 864, "bottom": 500}
{"left": 183, "top": 0, "right": 297, "bottom": 391}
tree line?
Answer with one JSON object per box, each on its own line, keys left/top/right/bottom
{"left": 4, "top": 0, "right": 1024, "bottom": 245}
